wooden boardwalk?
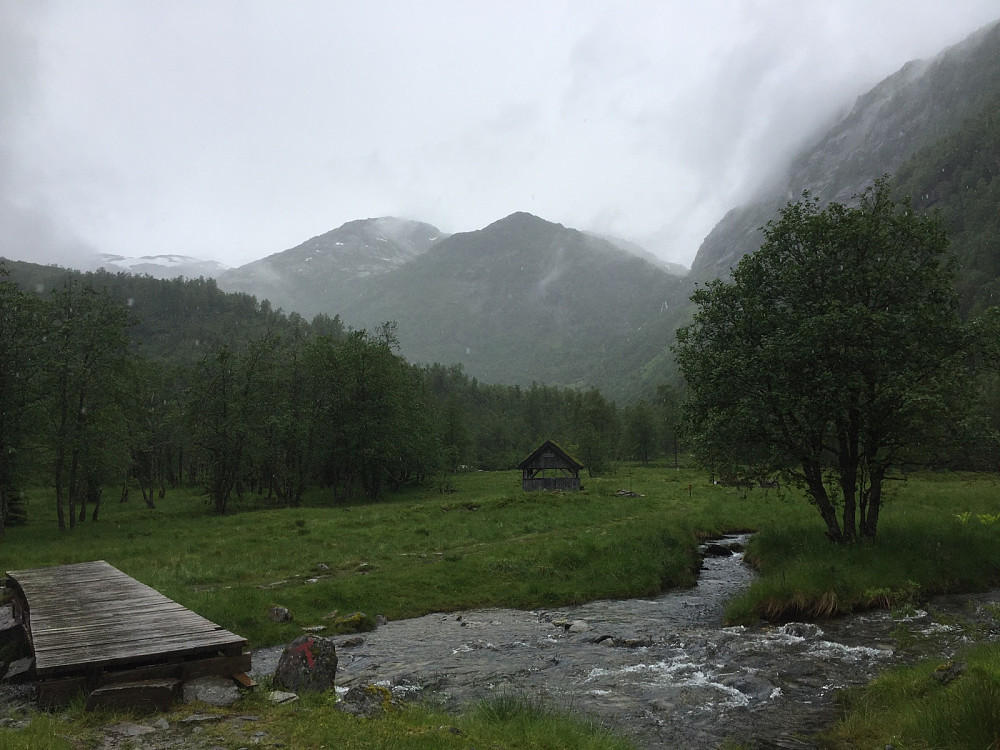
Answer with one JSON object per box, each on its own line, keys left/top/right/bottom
{"left": 6, "top": 560, "right": 247, "bottom": 684}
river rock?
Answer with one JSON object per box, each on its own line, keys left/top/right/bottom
{"left": 567, "top": 619, "right": 591, "bottom": 633}
{"left": 720, "top": 673, "right": 778, "bottom": 702}
{"left": 183, "top": 675, "right": 240, "bottom": 706}
{"left": 702, "top": 543, "right": 734, "bottom": 557}
{"left": 273, "top": 635, "right": 338, "bottom": 693}
{"left": 780, "top": 622, "right": 823, "bottom": 639}
{"left": 105, "top": 722, "right": 157, "bottom": 738}
{"left": 2, "top": 656, "right": 33, "bottom": 683}
{"left": 331, "top": 612, "right": 367, "bottom": 631}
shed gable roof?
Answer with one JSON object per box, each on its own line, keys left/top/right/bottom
{"left": 516, "top": 440, "right": 584, "bottom": 471}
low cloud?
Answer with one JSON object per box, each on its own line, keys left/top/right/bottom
{"left": 2, "top": 1, "right": 998, "bottom": 270}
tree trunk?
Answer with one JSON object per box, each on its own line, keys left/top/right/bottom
{"left": 837, "top": 416, "right": 860, "bottom": 542}
{"left": 860, "top": 466, "right": 885, "bottom": 538}
{"left": 803, "top": 461, "right": 843, "bottom": 543}
{"left": 89, "top": 478, "right": 102, "bottom": 522}
{"left": 0, "top": 483, "right": 7, "bottom": 541}
{"left": 55, "top": 464, "right": 66, "bottom": 532}
{"left": 68, "top": 447, "right": 80, "bottom": 530}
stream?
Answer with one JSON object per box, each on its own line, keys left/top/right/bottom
{"left": 252, "top": 535, "right": 1000, "bottom": 749}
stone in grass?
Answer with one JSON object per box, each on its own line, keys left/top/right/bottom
{"left": 268, "top": 690, "right": 299, "bottom": 704}
{"left": 932, "top": 661, "right": 967, "bottom": 685}
{"left": 182, "top": 675, "right": 240, "bottom": 706}
{"left": 331, "top": 611, "right": 369, "bottom": 632}
{"left": 0, "top": 604, "right": 27, "bottom": 650}
{"left": 273, "top": 635, "right": 338, "bottom": 693}
{"left": 336, "top": 684, "right": 400, "bottom": 717}
{"left": 268, "top": 606, "right": 293, "bottom": 623}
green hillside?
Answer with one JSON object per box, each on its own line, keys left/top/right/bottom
{"left": 894, "top": 89, "right": 1000, "bottom": 313}
{"left": 338, "top": 213, "right": 691, "bottom": 401}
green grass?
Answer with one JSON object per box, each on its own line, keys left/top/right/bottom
{"left": 0, "top": 466, "right": 773, "bottom": 648}
{"left": 821, "top": 643, "right": 1000, "bottom": 749}
{"left": 0, "top": 688, "right": 638, "bottom": 750}
{"left": 2, "top": 466, "right": 1000, "bottom": 749}
{"left": 724, "top": 472, "right": 1000, "bottom": 623}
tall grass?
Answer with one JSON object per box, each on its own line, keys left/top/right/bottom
{"left": 5, "top": 469, "right": 999, "bottom": 642}
{"left": 2, "top": 467, "right": 1000, "bottom": 748}
{"left": 725, "top": 472, "right": 1000, "bottom": 623}
{"left": 0, "top": 467, "right": 769, "bottom": 647}
{"left": 824, "top": 643, "right": 1000, "bottom": 749}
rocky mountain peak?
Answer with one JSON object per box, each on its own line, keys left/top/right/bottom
{"left": 216, "top": 217, "right": 445, "bottom": 317}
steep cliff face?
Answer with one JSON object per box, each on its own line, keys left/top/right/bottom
{"left": 690, "top": 19, "right": 1000, "bottom": 282}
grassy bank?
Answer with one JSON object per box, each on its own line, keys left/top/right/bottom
{"left": 821, "top": 643, "right": 1000, "bottom": 749}
{"left": 0, "top": 689, "right": 638, "bottom": 750}
{"left": 724, "top": 472, "right": 1000, "bottom": 624}
{"left": 2, "top": 466, "right": 1000, "bottom": 749}
{"left": 1, "top": 466, "right": 776, "bottom": 648}
{"left": 3, "top": 468, "right": 999, "bottom": 643}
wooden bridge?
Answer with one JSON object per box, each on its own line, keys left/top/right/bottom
{"left": 6, "top": 560, "right": 249, "bottom": 708}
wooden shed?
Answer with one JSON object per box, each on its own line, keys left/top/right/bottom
{"left": 517, "top": 440, "right": 584, "bottom": 492}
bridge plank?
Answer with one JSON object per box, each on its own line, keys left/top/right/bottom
{"left": 7, "top": 561, "right": 246, "bottom": 678}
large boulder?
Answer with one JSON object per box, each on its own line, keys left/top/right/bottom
{"left": 273, "top": 635, "right": 338, "bottom": 693}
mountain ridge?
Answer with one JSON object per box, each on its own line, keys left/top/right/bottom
{"left": 216, "top": 216, "right": 445, "bottom": 317}
{"left": 332, "top": 212, "right": 690, "bottom": 398}
{"left": 691, "top": 18, "right": 1000, "bottom": 280}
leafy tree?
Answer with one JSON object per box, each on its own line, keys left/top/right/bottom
{"left": 124, "top": 358, "right": 183, "bottom": 508}
{"left": 335, "top": 324, "right": 426, "bottom": 500}
{"left": 0, "top": 267, "right": 45, "bottom": 535}
{"left": 44, "top": 279, "right": 133, "bottom": 530}
{"left": 572, "top": 389, "right": 620, "bottom": 476}
{"left": 624, "top": 399, "right": 656, "bottom": 464}
{"left": 656, "top": 383, "right": 682, "bottom": 468}
{"left": 188, "top": 334, "right": 276, "bottom": 514}
{"left": 675, "top": 179, "right": 971, "bottom": 542}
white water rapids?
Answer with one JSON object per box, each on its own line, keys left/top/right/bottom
{"left": 251, "top": 535, "right": 1000, "bottom": 749}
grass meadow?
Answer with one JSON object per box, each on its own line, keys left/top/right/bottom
{"left": 2, "top": 465, "right": 1000, "bottom": 748}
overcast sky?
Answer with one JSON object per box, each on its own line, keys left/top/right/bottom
{"left": 2, "top": 1, "right": 998, "bottom": 270}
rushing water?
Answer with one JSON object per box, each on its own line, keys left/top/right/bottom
{"left": 251, "top": 535, "right": 1000, "bottom": 749}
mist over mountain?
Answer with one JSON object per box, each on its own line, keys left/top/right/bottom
{"left": 691, "top": 19, "right": 1000, "bottom": 281}
{"left": 215, "top": 11, "right": 999, "bottom": 399}
{"left": 88, "top": 253, "right": 229, "bottom": 280}
{"left": 216, "top": 217, "right": 445, "bottom": 318}
{"left": 8, "top": 18, "right": 998, "bottom": 404}
{"left": 335, "top": 212, "right": 690, "bottom": 398}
